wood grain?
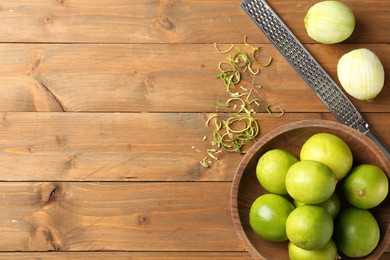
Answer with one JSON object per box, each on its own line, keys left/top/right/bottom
{"left": 0, "top": 112, "right": 388, "bottom": 182}
{"left": 0, "top": 181, "right": 388, "bottom": 253}
{"left": 2, "top": 252, "right": 390, "bottom": 260}
{"left": 0, "top": 0, "right": 388, "bottom": 258}
{"left": 0, "top": 182, "right": 241, "bottom": 251}
{"left": 3, "top": 251, "right": 389, "bottom": 259}
{"left": 0, "top": 1, "right": 387, "bottom": 44}
{"left": 0, "top": 43, "right": 388, "bottom": 113}
{"left": 0, "top": 252, "right": 255, "bottom": 259}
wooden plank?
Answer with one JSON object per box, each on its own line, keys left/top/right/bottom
{"left": 0, "top": 181, "right": 388, "bottom": 254}
{"left": 0, "top": 182, "right": 243, "bottom": 252}
{"left": 0, "top": 252, "right": 389, "bottom": 259}
{"left": 0, "top": 252, "right": 254, "bottom": 259}
{"left": 0, "top": 43, "right": 388, "bottom": 113}
{"left": 0, "top": 1, "right": 387, "bottom": 44}
{"left": 0, "top": 112, "right": 388, "bottom": 182}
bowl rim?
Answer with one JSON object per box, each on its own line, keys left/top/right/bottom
{"left": 230, "top": 119, "right": 390, "bottom": 259}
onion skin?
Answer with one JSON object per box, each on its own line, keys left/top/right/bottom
{"left": 304, "top": 1, "right": 355, "bottom": 44}
{"left": 337, "top": 48, "right": 385, "bottom": 101}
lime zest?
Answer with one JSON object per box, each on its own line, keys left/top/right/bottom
{"left": 213, "top": 42, "right": 235, "bottom": 54}
{"left": 196, "top": 36, "right": 285, "bottom": 167}
{"left": 267, "top": 104, "right": 285, "bottom": 118}
{"left": 244, "top": 35, "right": 260, "bottom": 51}
{"left": 200, "top": 157, "right": 212, "bottom": 168}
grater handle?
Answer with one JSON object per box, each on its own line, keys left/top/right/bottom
{"left": 365, "top": 130, "right": 390, "bottom": 161}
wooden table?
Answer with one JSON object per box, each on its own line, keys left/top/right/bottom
{"left": 0, "top": 0, "right": 388, "bottom": 259}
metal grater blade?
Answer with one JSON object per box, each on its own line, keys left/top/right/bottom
{"left": 240, "top": 0, "right": 389, "bottom": 160}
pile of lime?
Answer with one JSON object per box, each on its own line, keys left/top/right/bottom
{"left": 249, "top": 133, "right": 388, "bottom": 259}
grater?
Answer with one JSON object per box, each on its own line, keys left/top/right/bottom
{"left": 240, "top": 0, "right": 390, "bottom": 160}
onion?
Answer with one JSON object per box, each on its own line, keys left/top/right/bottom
{"left": 304, "top": 1, "right": 355, "bottom": 44}
{"left": 337, "top": 48, "right": 385, "bottom": 101}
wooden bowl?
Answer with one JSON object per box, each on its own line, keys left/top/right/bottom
{"left": 230, "top": 120, "right": 390, "bottom": 260}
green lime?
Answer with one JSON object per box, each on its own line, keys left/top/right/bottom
{"left": 294, "top": 192, "right": 341, "bottom": 219}
{"left": 256, "top": 149, "right": 298, "bottom": 195}
{"left": 288, "top": 239, "right": 338, "bottom": 260}
{"left": 300, "top": 133, "right": 353, "bottom": 180}
{"left": 286, "top": 205, "right": 333, "bottom": 250}
{"left": 334, "top": 207, "right": 380, "bottom": 257}
{"left": 286, "top": 160, "right": 336, "bottom": 204}
{"left": 318, "top": 192, "right": 341, "bottom": 219}
{"left": 249, "top": 193, "right": 295, "bottom": 242}
{"left": 293, "top": 200, "right": 305, "bottom": 208}
{"left": 342, "top": 164, "right": 389, "bottom": 209}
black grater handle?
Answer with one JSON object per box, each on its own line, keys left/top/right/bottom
{"left": 365, "top": 130, "right": 390, "bottom": 161}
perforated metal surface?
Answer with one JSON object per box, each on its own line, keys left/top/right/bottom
{"left": 241, "top": 0, "right": 369, "bottom": 133}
